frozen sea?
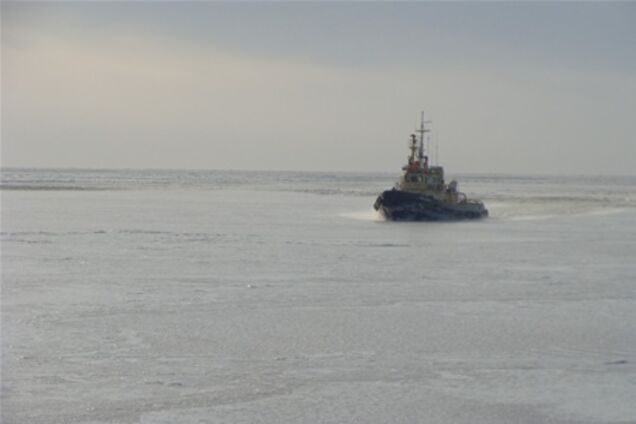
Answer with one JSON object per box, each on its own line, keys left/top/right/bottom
{"left": 2, "top": 169, "right": 636, "bottom": 424}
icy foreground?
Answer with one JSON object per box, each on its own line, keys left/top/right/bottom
{"left": 2, "top": 170, "right": 636, "bottom": 423}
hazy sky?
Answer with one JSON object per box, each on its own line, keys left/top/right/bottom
{"left": 2, "top": 2, "right": 635, "bottom": 174}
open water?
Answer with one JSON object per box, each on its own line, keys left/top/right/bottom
{"left": 2, "top": 169, "right": 636, "bottom": 423}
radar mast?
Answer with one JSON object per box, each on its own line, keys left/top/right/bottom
{"left": 416, "top": 111, "right": 431, "bottom": 169}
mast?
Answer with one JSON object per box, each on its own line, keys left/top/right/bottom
{"left": 416, "top": 111, "right": 431, "bottom": 168}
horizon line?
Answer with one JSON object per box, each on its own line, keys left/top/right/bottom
{"left": 2, "top": 166, "right": 635, "bottom": 179}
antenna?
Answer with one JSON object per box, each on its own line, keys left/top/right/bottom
{"left": 435, "top": 131, "right": 439, "bottom": 166}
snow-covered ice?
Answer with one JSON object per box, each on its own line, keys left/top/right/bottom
{"left": 2, "top": 170, "right": 636, "bottom": 423}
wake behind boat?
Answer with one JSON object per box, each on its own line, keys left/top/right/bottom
{"left": 374, "top": 113, "right": 488, "bottom": 221}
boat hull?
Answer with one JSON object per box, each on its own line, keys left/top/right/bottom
{"left": 374, "top": 189, "right": 488, "bottom": 221}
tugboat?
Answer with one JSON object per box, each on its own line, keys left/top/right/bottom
{"left": 374, "top": 113, "right": 488, "bottom": 221}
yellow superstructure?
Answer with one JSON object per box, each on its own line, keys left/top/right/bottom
{"left": 399, "top": 132, "right": 465, "bottom": 204}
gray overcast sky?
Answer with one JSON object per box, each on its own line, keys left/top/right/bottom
{"left": 2, "top": 2, "right": 635, "bottom": 174}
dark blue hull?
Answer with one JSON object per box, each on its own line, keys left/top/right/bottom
{"left": 374, "top": 189, "right": 488, "bottom": 221}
